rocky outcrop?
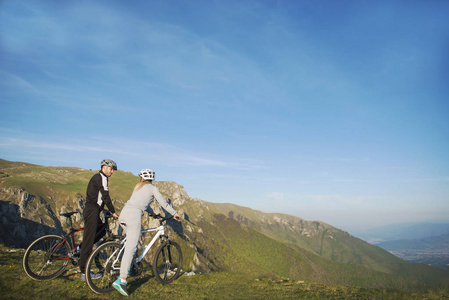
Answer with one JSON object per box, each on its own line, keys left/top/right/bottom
{"left": 0, "top": 188, "right": 63, "bottom": 247}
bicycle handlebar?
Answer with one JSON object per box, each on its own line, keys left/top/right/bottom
{"left": 60, "top": 210, "right": 115, "bottom": 219}
{"left": 147, "top": 212, "right": 174, "bottom": 222}
{"left": 103, "top": 210, "right": 115, "bottom": 219}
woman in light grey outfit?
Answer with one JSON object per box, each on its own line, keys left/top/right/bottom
{"left": 113, "top": 169, "right": 180, "bottom": 296}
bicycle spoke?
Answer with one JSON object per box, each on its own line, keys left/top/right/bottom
{"left": 23, "top": 235, "right": 70, "bottom": 280}
{"left": 86, "top": 241, "right": 122, "bottom": 294}
{"left": 153, "top": 241, "right": 182, "bottom": 284}
{"left": 35, "top": 261, "right": 49, "bottom": 276}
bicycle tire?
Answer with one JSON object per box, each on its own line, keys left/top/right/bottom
{"left": 23, "top": 235, "right": 71, "bottom": 280}
{"left": 86, "top": 241, "right": 123, "bottom": 294}
{"left": 152, "top": 240, "right": 182, "bottom": 284}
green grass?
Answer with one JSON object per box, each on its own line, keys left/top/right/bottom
{"left": 2, "top": 245, "right": 449, "bottom": 300}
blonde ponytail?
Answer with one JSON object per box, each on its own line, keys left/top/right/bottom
{"left": 134, "top": 180, "right": 152, "bottom": 191}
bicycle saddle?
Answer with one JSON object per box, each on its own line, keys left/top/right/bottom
{"left": 60, "top": 211, "right": 79, "bottom": 218}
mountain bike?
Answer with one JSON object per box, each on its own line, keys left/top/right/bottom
{"left": 85, "top": 213, "right": 182, "bottom": 294}
{"left": 23, "top": 210, "right": 120, "bottom": 280}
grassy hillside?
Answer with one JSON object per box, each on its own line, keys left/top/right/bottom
{"left": 2, "top": 245, "right": 449, "bottom": 299}
{"left": 207, "top": 202, "right": 449, "bottom": 283}
{"left": 0, "top": 159, "right": 136, "bottom": 203}
{"left": 1, "top": 158, "right": 449, "bottom": 292}
{"left": 179, "top": 211, "right": 448, "bottom": 289}
{"left": 209, "top": 203, "right": 406, "bottom": 271}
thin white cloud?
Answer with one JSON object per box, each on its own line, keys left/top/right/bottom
{"left": 0, "top": 136, "right": 134, "bottom": 156}
{"left": 333, "top": 178, "right": 368, "bottom": 183}
{"left": 267, "top": 192, "right": 285, "bottom": 202}
{"left": 0, "top": 71, "right": 37, "bottom": 92}
{"left": 0, "top": 132, "right": 262, "bottom": 171}
{"left": 406, "top": 177, "right": 449, "bottom": 183}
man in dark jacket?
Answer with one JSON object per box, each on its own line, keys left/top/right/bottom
{"left": 79, "top": 159, "right": 119, "bottom": 280}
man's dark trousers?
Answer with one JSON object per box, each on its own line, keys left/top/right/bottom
{"left": 79, "top": 203, "right": 106, "bottom": 273}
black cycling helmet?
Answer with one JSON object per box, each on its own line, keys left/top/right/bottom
{"left": 101, "top": 159, "right": 117, "bottom": 170}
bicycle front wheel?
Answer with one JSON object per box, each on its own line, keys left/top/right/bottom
{"left": 86, "top": 241, "right": 123, "bottom": 294}
{"left": 152, "top": 240, "right": 182, "bottom": 284}
{"left": 23, "top": 235, "right": 71, "bottom": 280}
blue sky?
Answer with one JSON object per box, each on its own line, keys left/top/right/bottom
{"left": 1, "top": 0, "right": 448, "bottom": 233}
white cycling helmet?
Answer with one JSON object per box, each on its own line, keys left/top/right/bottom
{"left": 101, "top": 159, "right": 117, "bottom": 170}
{"left": 139, "top": 169, "right": 155, "bottom": 181}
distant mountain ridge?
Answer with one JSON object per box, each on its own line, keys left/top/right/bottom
{"left": 1, "top": 158, "right": 448, "bottom": 289}
{"left": 377, "top": 233, "right": 449, "bottom": 251}
{"left": 356, "top": 222, "right": 449, "bottom": 244}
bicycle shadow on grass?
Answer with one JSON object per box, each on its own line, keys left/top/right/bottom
{"left": 127, "top": 272, "right": 185, "bottom": 295}
{"left": 59, "top": 267, "right": 82, "bottom": 280}
{"left": 127, "top": 274, "right": 152, "bottom": 294}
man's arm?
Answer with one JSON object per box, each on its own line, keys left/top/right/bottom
{"left": 98, "top": 175, "right": 116, "bottom": 214}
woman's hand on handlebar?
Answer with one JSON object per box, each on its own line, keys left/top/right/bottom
{"left": 112, "top": 213, "right": 119, "bottom": 219}
{"left": 174, "top": 215, "right": 181, "bottom": 222}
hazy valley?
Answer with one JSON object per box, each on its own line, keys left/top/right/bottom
{"left": 355, "top": 222, "right": 449, "bottom": 269}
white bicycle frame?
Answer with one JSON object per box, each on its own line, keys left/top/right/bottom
{"left": 110, "top": 223, "right": 166, "bottom": 269}
{"left": 137, "top": 224, "right": 165, "bottom": 262}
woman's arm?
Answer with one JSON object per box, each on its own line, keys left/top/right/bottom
{"left": 153, "top": 187, "right": 178, "bottom": 217}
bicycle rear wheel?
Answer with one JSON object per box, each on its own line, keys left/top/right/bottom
{"left": 23, "top": 235, "right": 70, "bottom": 280}
{"left": 152, "top": 240, "right": 182, "bottom": 284}
{"left": 86, "top": 241, "right": 123, "bottom": 294}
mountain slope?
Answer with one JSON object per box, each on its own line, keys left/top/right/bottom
{"left": 208, "top": 202, "right": 408, "bottom": 274}
{"left": 1, "top": 158, "right": 448, "bottom": 289}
